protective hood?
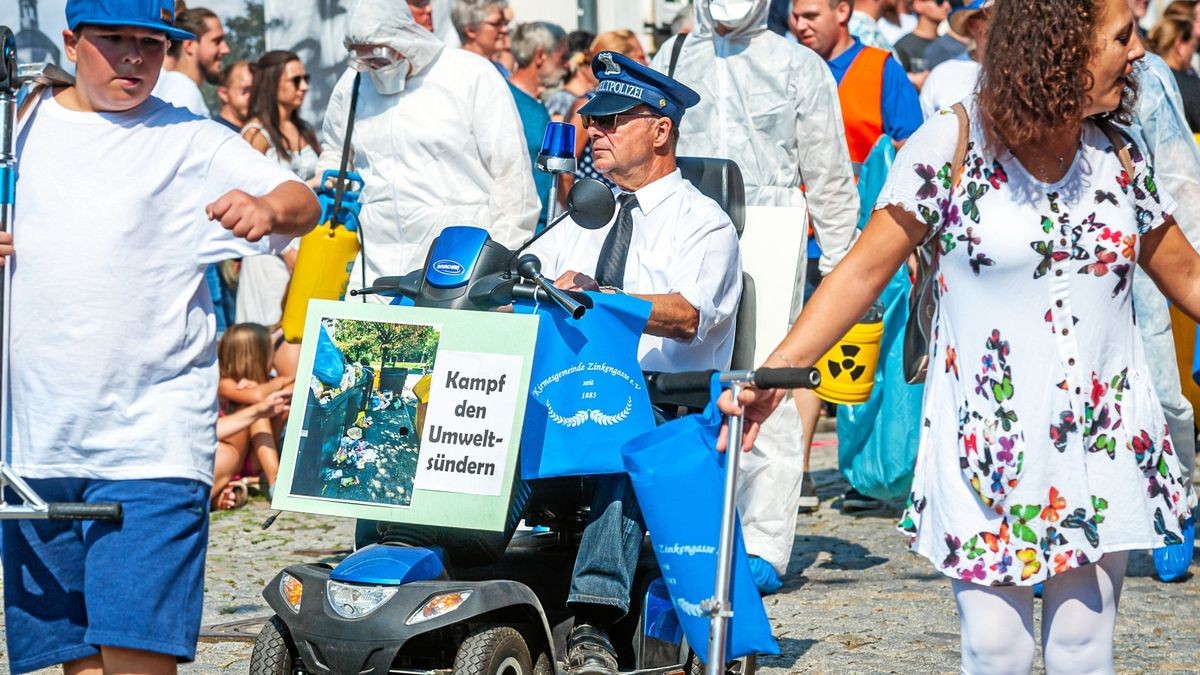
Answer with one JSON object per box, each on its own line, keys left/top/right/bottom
{"left": 344, "top": 0, "right": 445, "bottom": 78}
{"left": 693, "top": 0, "right": 770, "bottom": 40}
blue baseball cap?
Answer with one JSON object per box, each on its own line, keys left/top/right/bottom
{"left": 579, "top": 51, "right": 701, "bottom": 128}
{"left": 949, "top": 0, "right": 992, "bottom": 36}
{"left": 66, "top": 0, "right": 197, "bottom": 42}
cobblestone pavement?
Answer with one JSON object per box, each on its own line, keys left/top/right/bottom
{"left": 3, "top": 428, "right": 1199, "bottom": 674}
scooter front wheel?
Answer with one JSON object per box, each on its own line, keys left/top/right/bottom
{"left": 250, "top": 615, "right": 299, "bottom": 675}
{"left": 453, "top": 626, "right": 533, "bottom": 675}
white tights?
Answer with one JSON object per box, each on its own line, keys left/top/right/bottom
{"left": 952, "top": 551, "right": 1128, "bottom": 675}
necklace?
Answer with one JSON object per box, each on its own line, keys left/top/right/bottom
{"left": 1028, "top": 139, "right": 1079, "bottom": 182}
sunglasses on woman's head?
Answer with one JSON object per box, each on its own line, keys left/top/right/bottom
{"left": 290, "top": 74, "right": 311, "bottom": 87}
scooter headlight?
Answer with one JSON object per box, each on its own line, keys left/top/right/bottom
{"left": 279, "top": 573, "right": 304, "bottom": 614}
{"left": 326, "top": 580, "right": 399, "bottom": 619}
{"left": 406, "top": 590, "right": 473, "bottom": 625}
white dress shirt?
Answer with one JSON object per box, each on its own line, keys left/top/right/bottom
{"left": 527, "top": 169, "right": 742, "bottom": 373}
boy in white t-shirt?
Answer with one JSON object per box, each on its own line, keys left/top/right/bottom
{"left": 0, "top": 1, "right": 320, "bottom": 673}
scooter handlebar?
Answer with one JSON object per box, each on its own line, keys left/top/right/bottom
{"left": 644, "top": 370, "right": 715, "bottom": 396}
{"left": 511, "top": 283, "right": 593, "bottom": 314}
{"left": 46, "top": 502, "right": 123, "bottom": 522}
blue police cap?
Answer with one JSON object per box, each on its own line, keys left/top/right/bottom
{"left": 579, "top": 51, "right": 701, "bottom": 128}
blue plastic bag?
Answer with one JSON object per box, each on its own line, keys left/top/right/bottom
{"left": 516, "top": 293, "right": 656, "bottom": 479}
{"left": 1154, "top": 509, "right": 1195, "bottom": 582}
{"left": 621, "top": 374, "right": 779, "bottom": 661}
{"left": 313, "top": 325, "right": 348, "bottom": 387}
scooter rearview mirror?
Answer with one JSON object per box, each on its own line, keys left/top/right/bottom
{"left": 566, "top": 178, "right": 616, "bottom": 230}
{"left": 508, "top": 178, "right": 616, "bottom": 262}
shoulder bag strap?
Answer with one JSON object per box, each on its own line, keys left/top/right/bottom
{"left": 950, "top": 102, "right": 970, "bottom": 188}
{"left": 1096, "top": 118, "right": 1136, "bottom": 181}
{"left": 922, "top": 102, "right": 970, "bottom": 253}
{"left": 668, "top": 32, "right": 687, "bottom": 79}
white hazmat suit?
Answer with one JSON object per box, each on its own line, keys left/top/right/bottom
{"left": 652, "top": 0, "right": 859, "bottom": 276}
{"left": 316, "top": 0, "right": 538, "bottom": 288}
{"left": 651, "top": 0, "right": 860, "bottom": 577}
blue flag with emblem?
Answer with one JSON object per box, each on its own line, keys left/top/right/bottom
{"left": 515, "top": 292, "right": 656, "bottom": 479}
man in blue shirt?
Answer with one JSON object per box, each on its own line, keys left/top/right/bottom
{"left": 507, "top": 21, "right": 568, "bottom": 230}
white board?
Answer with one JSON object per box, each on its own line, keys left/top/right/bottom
{"left": 739, "top": 206, "right": 808, "bottom": 365}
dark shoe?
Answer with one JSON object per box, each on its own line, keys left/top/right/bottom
{"left": 797, "top": 472, "right": 818, "bottom": 514}
{"left": 566, "top": 623, "right": 618, "bottom": 675}
{"left": 840, "top": 487, "right": 882, "bottom": 512}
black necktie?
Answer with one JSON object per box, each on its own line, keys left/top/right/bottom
{"left": 595, "top": 192, "right": 639, "bottom": 288}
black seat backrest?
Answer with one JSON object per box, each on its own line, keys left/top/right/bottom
{"left": 676, "top": 156, "right": 756, "bottom": 371}
{"left": 677, "top": 156, "right": 746, "bottom": 238}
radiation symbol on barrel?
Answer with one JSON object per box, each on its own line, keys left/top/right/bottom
{"left": 825, "top": 344, "right": 867, "bottom": 381}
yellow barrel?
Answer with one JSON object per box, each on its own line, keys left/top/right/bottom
{"left": 814, "top": 305, "right": 884, "bottom": 404}
{"left": 280, "top": 223, "right": 361, "bottom": 343}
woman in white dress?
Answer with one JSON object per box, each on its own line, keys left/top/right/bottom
{"left": 237, "top": 50, "right": 322, "bottom": 328}
{"left": 725, "top": 0, "right": 1194, "bottom": 671}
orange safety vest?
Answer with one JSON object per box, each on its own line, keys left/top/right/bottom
{"left": 836, "top": 46, "right": 890, "bottom": 180}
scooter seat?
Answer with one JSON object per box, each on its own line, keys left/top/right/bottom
{"left": 330, "top": 544, "right": 446, "bottom": 585}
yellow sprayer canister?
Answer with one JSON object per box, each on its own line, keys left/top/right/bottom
{"left": 814, "top": 302, "right": 884, "bottom": 404}
{"left": 280, "top": 223, "right": 360, "bottom": 343}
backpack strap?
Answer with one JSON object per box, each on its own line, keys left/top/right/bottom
{"left": 950, "top": 102, "right": 970, "bottom": 188}
{"left": 16, "top": 84, "right": 48, "bottom": 125}
{"left": 668, "top": 32, "right": 687, "bottom": 79}
{"left": 1096, "top": 118, "right": 1136, "bottom": 181}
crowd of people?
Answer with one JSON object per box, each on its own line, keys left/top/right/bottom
{"left": 2, "top": 0, "right": 1200, "bottom": 673}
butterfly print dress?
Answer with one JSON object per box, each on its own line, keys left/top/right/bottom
{"left": 877, "top": 99, "right": 1191, "bottom": 587}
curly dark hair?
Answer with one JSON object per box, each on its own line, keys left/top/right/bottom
{"left": 978, "top": 0, "right": 1137, "bottom": 150}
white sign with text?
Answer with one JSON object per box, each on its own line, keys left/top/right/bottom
{"left": 414, "top": 350, "right": 525, "bottom": 496}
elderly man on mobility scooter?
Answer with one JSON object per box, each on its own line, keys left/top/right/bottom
{"left": 525, "top": 51, "right": 742, "bottom": 675}
{"left": 375, "top": 52, "right": 742, "bottom": 675}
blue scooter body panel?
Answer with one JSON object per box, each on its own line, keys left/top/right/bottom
{"left": 329, "top": 544, "right": 444, "bottom": 585}
{"left": 424, "top": 226, "right": 490, "bottom": 289}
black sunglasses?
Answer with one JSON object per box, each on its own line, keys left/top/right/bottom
{"left": 581, "top": 112, "right": 661, "bottom": 130}
{"left": 290, "top": 74, "right": 311, "bottom": 87}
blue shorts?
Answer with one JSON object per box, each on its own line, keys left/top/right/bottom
{"left": 2, "top": 477, "right": 209, "bottom": 672}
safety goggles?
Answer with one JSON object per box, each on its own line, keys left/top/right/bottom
{"left": 349, "top": 45, "right": 403, "bottom": 71}
{"left": 290, "top": 74, "right": 311, "bottom": 87}
{"left": 581, "top": 112, "right": 661, "bottom": 131}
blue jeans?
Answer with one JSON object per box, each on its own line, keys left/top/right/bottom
{"left": 566, "top": 473, "right": 644, "bottom": 617}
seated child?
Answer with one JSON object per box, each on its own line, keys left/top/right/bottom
{"left": 216, "top": 323, "right": 295, "bottom": 502}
